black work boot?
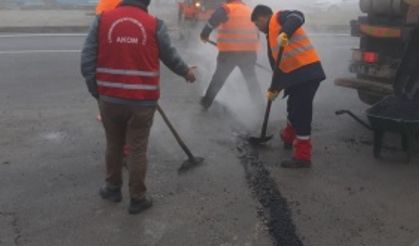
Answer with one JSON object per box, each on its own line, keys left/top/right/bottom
{"left": 281, "top": 158, "right": 312, "bottom": 168}
{"left": 99, "top": 185, "right": 122, "bottom": 203}
{"left": 200, "top": 97, "right": 212, "bottom": 110}
{"left": 128, "top": 195, "right": 153, "bottom": 215}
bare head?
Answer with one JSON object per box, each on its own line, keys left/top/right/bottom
{"left": 251, "top": 5, "right": 273, "bottom": 34}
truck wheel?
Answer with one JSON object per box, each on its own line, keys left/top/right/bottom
{"left": 357, "top": 90, "right": 384, "bottom": 105}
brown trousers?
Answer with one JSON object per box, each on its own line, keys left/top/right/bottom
{"left": 98, "top": 99, "right": 156, "bottom": 200}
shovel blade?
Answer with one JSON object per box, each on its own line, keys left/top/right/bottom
{"left": 248, "top": 135, "right": 273, "bottom": 145}
{"left": 178, "top": 157, "right": 205, "bottom": 174}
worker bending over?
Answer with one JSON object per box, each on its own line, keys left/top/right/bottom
{"left": 251, "top": 4, "right": 326, "bottom": 168}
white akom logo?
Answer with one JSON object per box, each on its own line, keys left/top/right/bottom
{"left": 107, "top": 17, "right": 147, "bottom": 45}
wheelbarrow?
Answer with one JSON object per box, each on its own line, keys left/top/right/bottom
{"left": 336, "top": 95, "right": 419, "bottom": 162}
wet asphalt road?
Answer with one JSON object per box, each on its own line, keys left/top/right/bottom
{"left": 0, "top": 33, "right": 272, "bottom": 246}
{"left": 0, "top": 33, "right": 419, "bottom": 246}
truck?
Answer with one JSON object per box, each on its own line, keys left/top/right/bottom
{"left": 176, "top": 0, "right": 223, "bottom": 40}
{"left": 177, "top": 0, "right": 223, "bottom": 23}
{"left": 335, "top": 0, "right": 419, "bottom": 104}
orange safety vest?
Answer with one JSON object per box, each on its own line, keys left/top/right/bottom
{"left": 216, "top": 1, "right": 260, "bottom": 52}
{"left": 268, "top": 12, "right": 320, "bottom": 73}
{"left": 96, "top": 0, "right": 121, "bottom": 14}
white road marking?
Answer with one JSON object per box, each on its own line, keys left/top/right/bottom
{"left": 0, "top": 33, "right": 86, "bottom": 38}
{"left": 0, "top": 32, "right": 350, "bottom": 56}
{"left": 0, "top": 50, "right": 80, "bottom": 54}
{"left": 309, "top": 33, "right": 350, "bottom": 37}
{"left": 0, "top": 32, "right": 351, "bottom": 39}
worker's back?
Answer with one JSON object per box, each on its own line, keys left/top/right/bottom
{"left": 96, "top": 0, "right": 121, "bottom": 14}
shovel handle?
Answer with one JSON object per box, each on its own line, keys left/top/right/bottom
{"left": 157, "top": 105, "right": 196, "bottom": 161}
{"left": 335, "top": 110, "right": 372, "bottom": 130}
{"left": 208, "top": 40, "right": 217, "bottom": 46}
{"left": 260, "top": 99, "right": 273, "bottom": 138}
{"left": 257, "top": 44, "right": 286, "bottom": 138}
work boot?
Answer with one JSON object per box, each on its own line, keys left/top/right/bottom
{"left": 99, "top": 185, "right": 122, "bottom": 203}
{"left": 281, "top": 138, "right": 312, "bottom": 169}
{"left": 200, "top": 97, "right": 212, "bottom": 110}
{"left": 280, "top": 122, "right": 296, "bottom": 150}
{"left": 128, "top": 195, "right": 153, "bottom": 215}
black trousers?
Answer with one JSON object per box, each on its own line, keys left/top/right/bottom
{"left": 285, "top": 80, "right": 321, "bottom": 137}
{"left": 203, "top": 52, "right": 263, "bottom": 106}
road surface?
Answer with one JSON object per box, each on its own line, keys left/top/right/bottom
{"left": 0, "top": 32, "right": 418, "bottom": 246}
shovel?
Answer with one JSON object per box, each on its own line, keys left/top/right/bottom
{"left": 248, "top": 99, "right": 274, "bottom": 144}
{"left": 157, "top": 105, "right": 204, "bottom": 174}
{"left": 248, "top": 42, "right": 286, "bottom": 145}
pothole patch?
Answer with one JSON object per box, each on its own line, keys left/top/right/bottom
{"left": 236, "top": 136, "right": 303, "bottom": 246}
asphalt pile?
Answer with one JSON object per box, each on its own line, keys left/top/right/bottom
{"left": 236, "top": 136, "right": 303, "bottom": 246}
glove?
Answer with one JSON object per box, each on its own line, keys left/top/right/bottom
{"left": 266, "top": 90, "right": 280, "bottom": 101}
{"left": 200, "top": 34, "right": 209, "bottom": 43}
{"left": 278, "top": 32, "right": 288, "bottom": 47}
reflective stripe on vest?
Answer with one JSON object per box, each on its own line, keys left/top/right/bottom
{"left": 269, "top": 12, "right": 320, "bottom": 73}
{"left": 216, "top": 2, "right": 260, "bottom": 52}
{"left": 97, "top": 67, "right": 159, "bottom": 77}
{"left": 218, "top": 28, "right": 259, "bottom": 35}
{"left": 217, "top": 38, "right": 260, "bottom": 43}
{"left": 271, "top": 33, "right": 308, "bottom": 53}
{"left": 281, "top": 44, "right": 315, "bottom": 59}
{"left": 97, "top": 80, "right": 159, "bottom": 90}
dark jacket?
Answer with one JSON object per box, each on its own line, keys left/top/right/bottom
{"left": 200, "top": 5, "right": 228, "bottom": 40}
{"left": 268, "top": 11, "right": 326, "bottom": 90}
{"left": 81, "top": 0, "right": 189, "bottom": 105}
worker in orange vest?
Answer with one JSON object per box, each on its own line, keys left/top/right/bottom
{"left": 199, "top": 0, "right": 263, "bottom": 110}
{"left": 251, "top": 5, "right": 326, "bottom": 168}
{"left": 96, "top": 0, "right": 121, "bottom": 14}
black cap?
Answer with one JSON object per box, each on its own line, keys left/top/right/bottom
{"left": 123, "top": 0, "right": 151, "bottom": 7}
{"left": 139, "top": 0, "right": 151, "bottom": 6}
